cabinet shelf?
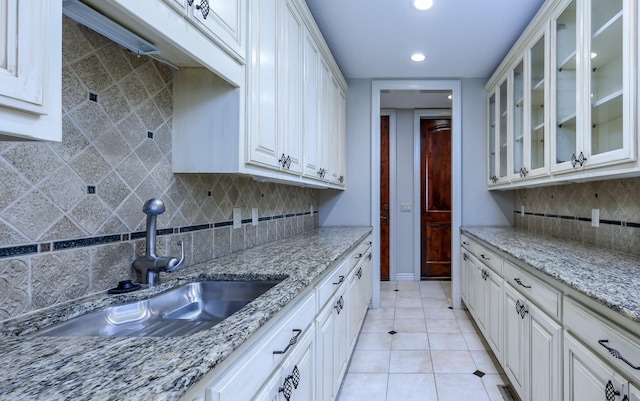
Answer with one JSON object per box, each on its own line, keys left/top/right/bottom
{"left": 532, "top": 122, "right": 545, "bottom": 132}
{"left": 532, "top": 78, "right": 545, "bottom": 91}
{"left": 557, "top": 113, "right": 576, "bottom": 127}
{"left": 593, "top": 10, "right": 622, "bottom": 41}
{"left": 592, "top": 90, "right": 623, "bottom": 126}
{"left": 558, "top": 51, "right": 577, "bottom": 71}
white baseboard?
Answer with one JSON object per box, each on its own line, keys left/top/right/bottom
{"left": 395, "top": 273, "right": 415, "bottom": 281}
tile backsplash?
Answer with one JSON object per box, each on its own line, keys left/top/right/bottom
{"left": 514, "top": 177, "right": 640, "bottom": 256}
{"left": 0, "top": 17, "right": 318, "bottom": 321}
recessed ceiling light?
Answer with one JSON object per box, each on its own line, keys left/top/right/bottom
{"left": 411, "top": 53, "right": 426, "bottom": 62}
{"left": 413, "top": 0, "right": 433, "bottom": 10}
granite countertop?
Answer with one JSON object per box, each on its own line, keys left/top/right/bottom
{"left": 462, "top": 226, "right": 640, "bottom": 324}
{"left": 0, "top": 226, "right": 372, "bottom": 401}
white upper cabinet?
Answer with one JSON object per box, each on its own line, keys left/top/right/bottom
{"left": 173, "top": 0, "right": 347, "bottom": 188}
{"left": 486, "top": 0, "right": 638, "bottom": 189}
{"left": 0, "top": 0, "right": 61, "bottom": 141}
{"left": 552, "top": 0, "right": 635, "bottom": 173}
{"left": 246, "top": 0, "right": 303, "bottom": 175}
{"left": 162, "top": 0, "right": 246, "bottom": 62}
{"left": 487, "top": 79, "right": 510, "bottom": 185}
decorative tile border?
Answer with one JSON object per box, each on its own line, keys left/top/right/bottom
{"left": 0, "top": 211, "right": 318, "bottom": 259}
{"left": 514, "top": 210, "right": 636, "bottom": 227}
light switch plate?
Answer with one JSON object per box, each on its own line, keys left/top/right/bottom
{"left": 592, "top": 208, "right": 600, "bottom": 227}
{"left": 252, "top": 208, "right": 258, "bottom": 226}
{"left": 233, "top": 208, "right": 242, "bottom": 229}
{"left": 400, "top": 203, "right": 412, "bottom": 212}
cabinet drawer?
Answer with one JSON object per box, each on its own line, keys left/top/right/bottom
{"left": 349, "top": 237, "right": 372, "bottom": 270}
{"left": 475, "top": 243, "right": 502, "bottom": 275}
{"left": 503, "top": 260, "right": 560, "bottom": 319}
{"left": 461, "top": 233, "right": 476, "bottom": 255}
{"left": 208, "top": 292, "right": 316, "bottom": 400}
{"left": 564, "top": 298, "right": 640, "bottom": 383}
{"left": 316, "top": 259, "right": 349, "bottom": 309}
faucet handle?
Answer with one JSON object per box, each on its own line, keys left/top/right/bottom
{"left": 166, "top": 241, "right": 185, "bottom": 272}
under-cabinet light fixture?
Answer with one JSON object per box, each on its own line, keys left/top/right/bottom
{"left": 62, "top": 0, "right": 159, "bottom": 55}
{"left": 591, "top": 52, "right": 598, "bottom": 59}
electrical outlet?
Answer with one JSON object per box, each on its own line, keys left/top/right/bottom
{"left": 233, "top": 208, "right": 242, "bottom": 229}
{"left": 252, "top": 208, "right": 258, "bottom": 226}
{"left": 592, "top": 208, "right": 600, "bottom": 227}
{"left": 521, "top": 205, "right": 525, "bottom": 216}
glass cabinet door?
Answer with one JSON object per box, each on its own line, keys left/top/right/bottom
{"left": 512, "top": 59, "right": 525, "bottom": 179}
{"left": 529, "top": 34, "right": 546, "bottom": 174}
{"left": 587, "top": 0, "right": 627, "bottom": 161}
{"left": 488, "top": 92, "right": 497, "bottom": 184}
{"left": 498, "top": 79, "right": 509, "bottom": 180}
{"left": 552, "top": 0, "right": 578, "bottom": 171}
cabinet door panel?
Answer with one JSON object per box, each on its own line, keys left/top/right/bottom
{"left": 503, "top": 284, "right": 527, "bottom": 400}
{"left": 486, "top": 270, "right": 503, "bottom": 363}
{"left": 316, "top": 304, "right": 335, "bottom": 401}
{"left": 564, "top": 333, "right": 628, "bottom": 401}
{"left": 278, "top": 0, "right": 303, "bottom": 174}
{"left": 530, "top": 304, "right": 562, "bottom": 401}
{"left": 247, "top": 0, "right": 279, "bottom": 168}
{"left": 302, "top": 30, "right": 321, "bottom": 178}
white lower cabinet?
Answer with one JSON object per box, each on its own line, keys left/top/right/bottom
{"left": 253, "top": 326, "right": 314, "bottom": 401}
{"left": 564, "top": 333, "right": 632, "bottom": 401}
{"left": 183, "top": 235, "right": 372, "bottom": 401}
{"left": 503, "top": 282, "right": 562, "bottom": 401}
{"left": 462, "top": 233, "right": 640, "bottom": 401}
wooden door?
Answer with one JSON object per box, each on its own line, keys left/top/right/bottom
{"left": 420, "top": 119, "right": 451, "bottom": 279}
{"left": 380, "top": 116, "right": 390, "bottom": 280}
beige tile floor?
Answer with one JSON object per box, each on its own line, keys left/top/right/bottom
{"left": 337, "top": 281, "right": 512, "bottom": 401}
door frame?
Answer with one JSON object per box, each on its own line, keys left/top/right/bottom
{"left": 414, "top": 110, "right": 452, "bottom": 281}
{"left": 380, "top": 109, "right": 397, "bottom": 282}
{"left": 370, "top": 80, "right": 462, "bottom": 310}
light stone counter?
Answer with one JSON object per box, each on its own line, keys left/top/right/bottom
{"left": 0, "top": 226, "right": 371, "bottom": 401}
{"left": 462, "top": 226, "right": 640, "bottom": 324}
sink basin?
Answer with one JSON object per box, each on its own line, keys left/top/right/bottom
{"left": 33, "top": 280, "right": 282, "bottom": 337}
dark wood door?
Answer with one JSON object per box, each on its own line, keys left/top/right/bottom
{"left": 380, "top": 115, "right": 390, "bottom": 281}
{"left": 420, "top": 119, "right": 452, "bottom": 279}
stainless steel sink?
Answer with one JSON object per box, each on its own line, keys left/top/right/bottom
{"left": 33, "top": 280, "right": 282, "bottom": 337}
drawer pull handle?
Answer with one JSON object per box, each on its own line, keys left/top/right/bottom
{"left": 355, "top": 253, "right": 363, "bottom": 259}
{"left": 515, "top": 300, "right": 528, "bottom": 319}
{"left": 273, "top": 329, "right": 302, "bottom": 355}
{"left": 291, "top": 365, "right": 301, "bottom": 389}
{"left": 480, "top": 254, "right": 490, "bottom": 260}
{"left": 463, "top": 241, "right": 470, "bottom": 245}
{"left": 333, "top": 275, "right": 345, "bottom": 285}
{"left": 514, "top": 278, "right": 531, "bottom": 289}
{"left": 598, "top": 340, "right": 640, "bottom": 370}
{"left": 605, "top": 380, "right": 620, "bottom": 401}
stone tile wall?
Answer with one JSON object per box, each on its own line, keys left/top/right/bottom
{"left": 513, "top": 177, "right": 640, "bottom": 256}
{"left": 0, "top": 18, "right": 319, "bottom": 322}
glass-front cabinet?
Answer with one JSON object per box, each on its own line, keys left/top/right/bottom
{"left": 552, "top": 0, "right": 635, "bottom": 173}
{"left": 487, "top": 79, "right": 510, "bottom": 186}
{"left": 487, "top": 0, "right": 637, "bottom": 188}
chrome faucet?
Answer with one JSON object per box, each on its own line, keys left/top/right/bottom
{"left": 132, "top": 198, "right": 185, "bottom": 285}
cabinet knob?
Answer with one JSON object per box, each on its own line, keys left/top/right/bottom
{"left": 571, "top": 151, "right": 587, "bottom": 168}
{"left": 196, "top": 0, "right": 210, "bottom": 19}
{"left": 605, "top": 380, "right": 620, "bottom": 401}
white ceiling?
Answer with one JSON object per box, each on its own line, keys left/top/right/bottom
{"left": 304, "top": 0, "right": 546, "bottom": 80}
